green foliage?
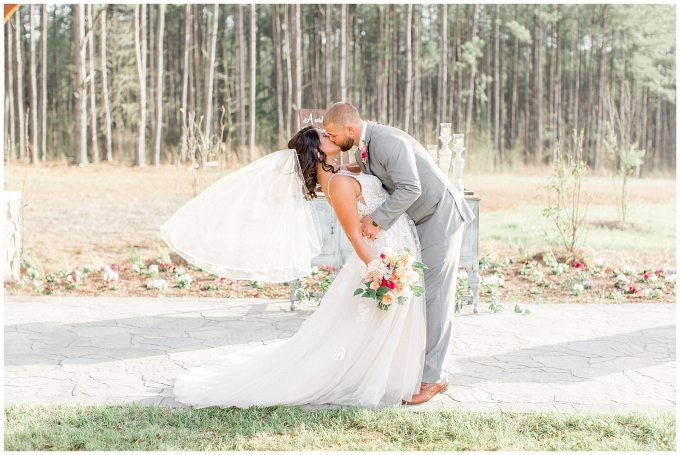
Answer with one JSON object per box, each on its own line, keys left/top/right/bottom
{"left": 603, "top": 122, "right": 646, "bottom": 223}
{"left": 4, "top": 404, "right": 676, "bottom": 451}
{"left": 504, "top": 20, "right": 531, "bottom": 42}
{"left": 542, "top": 131, "right": 593, "bottom": 252}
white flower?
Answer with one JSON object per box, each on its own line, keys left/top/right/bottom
{"left": 551, "top": 263, "right": 567, "bottom": 275}
{"left": 177, "top": 274, "right": 192, "bottom": 286}
{"left": 594, "top": 257, "right": 605, "bottom": 266}
{"left": 406, "top": 269, "right": 420, "bottom": 282}
{"left": 572, "top": 283, "right": 584, "bottom": 293}
{"left": 146, "top": 279, "right": 168, "bottom": 290}
{"left": 615, "top": 274, "right": 630, "bottom": 284}
{"left": 666, "top": 274, "right": 676, "bottom": 284}
{"left": 622, "top": 265, "right": 636, "bottom": 276}
{"left": 26, "top": 268, "right": 40, "bottom": 281}
{"left": 131, "top": 264, "right": 141, "bottom": 274}
{"left": 530, "top": 268, "right": 544, "bottom": 281}
{"left": 103, "top": 270, "right": 119, "bottom": 282}
{"left": 483, "top": 274, "right": 504, "bottom": 287}
{"left": 648, "top": 274, "right": 659, "bottom": 282}
{"left": 457, "top": 269, "right": 469, "bottom": 280}
{"left": 149, "top": 264, "right": 159, "bottom": 274}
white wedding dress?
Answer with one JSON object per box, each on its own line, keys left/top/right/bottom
{"left": 174, "top": 170, "right": 426, "bottom": 408}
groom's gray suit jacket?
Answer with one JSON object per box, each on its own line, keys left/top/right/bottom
{"left": 355, "top": 122, "right": 475, "bottom": 248}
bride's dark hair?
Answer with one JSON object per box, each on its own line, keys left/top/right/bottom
{"left": 288, "top": 126, "right": 337, "bottom": 199}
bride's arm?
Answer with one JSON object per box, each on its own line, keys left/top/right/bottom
{"left": 328, "top": 176, "right": 374, "bottom": 265}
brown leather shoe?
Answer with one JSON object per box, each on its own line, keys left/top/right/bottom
{"left": 402, "top": 381, "right": 449, "bottom": 405}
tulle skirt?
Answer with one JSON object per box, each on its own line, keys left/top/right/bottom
{"left": 173, "top": 214, "right": 426, "bottom": 408}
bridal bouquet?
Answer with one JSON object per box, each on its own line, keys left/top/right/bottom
{"left": 355, "top": 247, "right": 426, "bottom": 311}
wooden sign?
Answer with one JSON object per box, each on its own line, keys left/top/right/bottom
{"left": 4, "top": 5, "right": 20, "bottom": 24}
{"left": 298, "top": 109, "right": 327, "bottom": 130}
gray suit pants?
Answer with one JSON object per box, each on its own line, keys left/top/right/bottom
{"left": 415, "top": 191, "right": 466, "bottom": 384}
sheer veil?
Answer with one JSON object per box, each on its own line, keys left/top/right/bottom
{"left": 160, "top": 149, "right": 322, "bottom": 282}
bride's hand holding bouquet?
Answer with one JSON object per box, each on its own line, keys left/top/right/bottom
{"left": 355, "top": 247, "right": 426, "bottom": 311}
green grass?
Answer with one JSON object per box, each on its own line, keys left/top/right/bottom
{"left": 481, "top": 201, "right": 676, "bottom": 252}
{"left": 4, "top": 404, "right": 676, "bottom": 451}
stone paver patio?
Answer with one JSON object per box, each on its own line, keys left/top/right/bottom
{"left": 4, "top": 296, "right": 675, "bottom": 414}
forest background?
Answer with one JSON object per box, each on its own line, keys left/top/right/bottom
{"left": 3, "top": 3, "right": 676, "bottom": 173}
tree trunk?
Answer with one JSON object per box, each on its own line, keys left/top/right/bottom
{"left": 413, "top": 5, "right": 422, "bottom": 139}
{"left": 7, "top": 19, "right": 16, "bottom": 160}
{"left": 534, "top": 5, "right": 543, "bottom": 166}
{"left": 52, "top": 7, "right": 61, "bottom": 153}
{"left": 438, "top": 4, "right": 448, "bottom": 123}
{"left": 180, "top": 5, "right": 191, "bottom": 162}
{"left": 547, "top": 8, "right": 554, "bottom": 153}
{"left": 40, "top": 4, "right": 47, "bottom": 161}
{"left": 446, "top": 5, "right": 458, "bottom": 127}
{"left": 593, "top": 5, "right": 608, "bottom": 171}
{"left": 325, "top": 4, "right": 332, "bottom": 106}
{"left": 510, "top": 6, "right": 519, "bottom": 149}
{"left": 390, "top": 6, "right": 399, "bottom": 126}
{"left": 283, "top": 5, "right": 292, "bottom": 138}
{"left": 153, "top": 4, "right": 165, "bottom": 166}
{"left": 73, "top": 5, "right": 87, "bottom": 165}
{"left": 584, "top": 15, "right": 594, "bottom": 163}
{"left": 272, "top": 5, "right": 285, "bottom": 148}
{"left": 29, "top": 4, "right": 39, "bottom": 163}
{"left": 464, "top": 4, "right": 480, "bottom": 146}
{"left": 654, "top": 95, "right": 661, "bottom": 170}
{"left": 86, "top": 5, "right": 99, "bottom": 164}
{"left": 204, "top": 4, "right": 218, "bottom": 142}
{"left": 638, "top": 87, "right": 647, "bottom": 177}
{"left": 377, "top": 6, "right": 387, "bottom": 125}
{"left": 523, "top": 5, "right": 532, "bottom": 162}
{"left": 404, "top": 4, "right": 413, "bottom": 134}
{"left": 249, "top": 4, "right": 257, "bottom": 161}
{"left": 454, "top": 5, "right": 462, "bottom": 132}
{"left": 485, "top": 9, "right": 491, "bottom": 141}
{"left": 291, "top": 4, "right": 302, "bottom": 131}
{"left": 555, "top": 5, "right": 562, "bottom": 148}
{"left": 340, "top": 4, "right": 347, "bottom": 101}
{"left": 192, "top": 5, "right": 201, "bottom": 115}
{"left": 100, "top": 6, "right": 113, "bottom": 162}
{"left": 235, "top": 5, "right": 246, "bottom": 150}
{"left": 493, "top": 3, "right": 500, "bottom": 159}
{"left": 148, "top": 5, "right": 155, "bottom": 151}
{"left": 572, "top": 10, "right": 581, "bottom": 152}
{"left": 134, "top": 4, "right": 147, "bottom": 167}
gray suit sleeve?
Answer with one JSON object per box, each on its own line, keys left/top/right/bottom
{"left": 370, "top": 138, "right": 422, "bottom": 231}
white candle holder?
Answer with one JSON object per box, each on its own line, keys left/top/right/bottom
{"left": 451, "top": 134, "right": 466, "bottom": 192}
{"left": 438, "top": 135, "right": 453, "bottom": 175}
{"left": 427, "top": 145, "right": 438, "bottom": 162}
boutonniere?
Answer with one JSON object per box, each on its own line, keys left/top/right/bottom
{"left": 360, "top": 141, "right": 368, "bottom": 165}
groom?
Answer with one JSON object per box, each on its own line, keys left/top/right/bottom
{"left": 323, "top": 102, "right": 475, "bottom": 405}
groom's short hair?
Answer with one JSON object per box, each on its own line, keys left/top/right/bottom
{"left": 323, "top": 102, "right": 362, "bottom": 128}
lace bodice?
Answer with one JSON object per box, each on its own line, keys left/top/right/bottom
{"left": 335, "top": 169, "right": 388, "bottom": 218}
{"left": 329, "top": 170, "right": 419, "bottom": 252}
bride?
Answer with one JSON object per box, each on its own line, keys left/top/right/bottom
{"left": 162, "top": 126, "right": 426, "bottom": 408}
